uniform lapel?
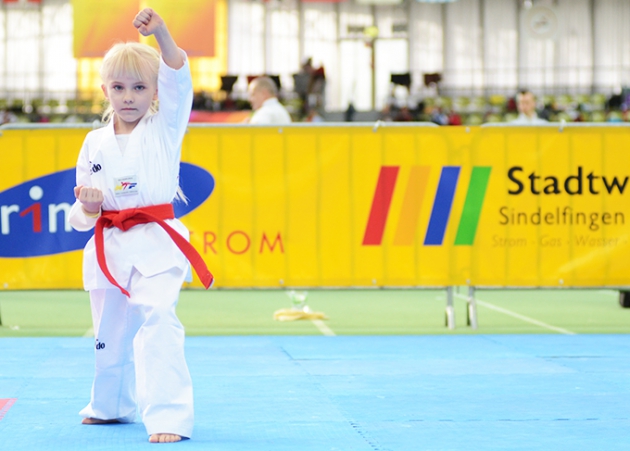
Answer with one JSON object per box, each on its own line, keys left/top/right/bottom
{"left": 123, "top": 113, "right": 150, "bottom": 169}
{"left": 92, "top": 120, "right": 118, "bottom": 161}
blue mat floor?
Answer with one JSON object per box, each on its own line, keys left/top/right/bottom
{"left": 1, "top": 335, "right": 630, "bottom": 450}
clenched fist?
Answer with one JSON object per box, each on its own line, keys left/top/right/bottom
{"left": 133, "top": 8, "right": 165, "bottom": 37}
{"left": 74, "top": 186, "right": 104, "bottom": 215}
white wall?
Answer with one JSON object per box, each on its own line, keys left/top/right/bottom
{"left": 1, "top": 0, "right": 75, "bottom": 104}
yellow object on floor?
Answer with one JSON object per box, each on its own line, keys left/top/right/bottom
{"left": 273, "top": 308, "right": 328, "bottom": 322}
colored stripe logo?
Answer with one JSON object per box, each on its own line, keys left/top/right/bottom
{"left": 362, "top": 165, "right": 491, "bottom": 246}
{"left": 362, "top": 166, "right": 399, "bottom": 246}
{"left": 424, "top": 166, "right": 460, "bottom": 245}
{"left": 454, "top": 166, "right": 492, "bottom": 245}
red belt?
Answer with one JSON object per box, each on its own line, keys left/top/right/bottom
{"left": 94, "top": 204, "right": 214, "bottom": 297}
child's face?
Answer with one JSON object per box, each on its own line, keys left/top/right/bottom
{"left": 102, "top": 73, "right": 157, "bottom": 133}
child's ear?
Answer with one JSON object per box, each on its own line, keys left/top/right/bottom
{"left": 153, "top": 87, "right": 158, "bottom": 101}
{"left": 101, "top": 84, "right": 108, "bottom": 100}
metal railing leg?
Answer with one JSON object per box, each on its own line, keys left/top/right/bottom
{"left": 467, "top": 286, "right": 478, "bottom": 330}
{"left": 445, "top": 286, "right": 455, "bottom": 330}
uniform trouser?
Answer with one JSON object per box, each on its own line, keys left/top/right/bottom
{"left": 79, "top": 267, "right": 194, "bottom": 438}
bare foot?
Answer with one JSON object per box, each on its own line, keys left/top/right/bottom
{"left": 149, "top": 434, "right": 183, "bottom": 443}
{"left": 82, "top": 417, "right": 121, "bottom": 425}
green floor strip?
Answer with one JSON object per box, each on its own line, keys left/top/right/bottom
{"left": 0, "top": 288, "right": 628, "bottom": 337}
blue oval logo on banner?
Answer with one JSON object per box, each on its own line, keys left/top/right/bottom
{"left": 174, "top": 163, "right": 215, "bottom": 218}
{"left": 0, "top": 163, "right": 214, "bottom": 257}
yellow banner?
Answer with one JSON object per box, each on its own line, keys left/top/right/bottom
{"left": 144, "top": 0, "right": 216, "bottom": 57}
{"left": 72, "top": 0, "right": 140, "bottom": 58}
{"left": 73, "top": 0, "right": 216, "bottom": 58}
{"left": 1, "top": 124, "right": 630, "bottom": 289}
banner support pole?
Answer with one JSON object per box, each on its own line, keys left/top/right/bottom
{"left": 445, "top": 286, "right": 455, "bottom": 330}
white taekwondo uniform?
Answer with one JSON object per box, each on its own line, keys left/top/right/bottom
{"left": 69, "top": 50, "right": 195, "bottom": 439}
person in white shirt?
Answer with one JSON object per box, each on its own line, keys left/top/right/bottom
{"left": 511, "top": 89, "right": 548, "bottom": 125}
{"left": 247, "top": 76, "right": 292, "bottom": 124}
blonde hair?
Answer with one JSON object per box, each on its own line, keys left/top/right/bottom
{"left": 100, "top": 42, "right": 160, "bottom": 123}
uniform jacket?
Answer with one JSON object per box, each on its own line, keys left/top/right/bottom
{"left": 69, "top": 52, "right": 194, "bottom": 291}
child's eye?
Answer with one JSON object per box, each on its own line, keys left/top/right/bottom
{"left": 134, "top": 85, "right": 146, "bottom": 91}
{"left": 113, "top": 85, "right": 123, "bottom": 91}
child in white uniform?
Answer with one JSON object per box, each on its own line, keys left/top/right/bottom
{"left": 69, "top": 8, "right": 212, "bottom": 444}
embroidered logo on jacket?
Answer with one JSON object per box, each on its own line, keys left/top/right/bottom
{"left": 114, "top": 176, "right": 139, "bottom": 197}
{"left": 90, "top": 162, "right": 102, "bottom": 174}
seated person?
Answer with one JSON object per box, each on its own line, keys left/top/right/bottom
{"left": 511, "top": 90, "right": 548, "bottom": 125}
{"left": 247, "top": 76, "right": 291, "bottom": 125}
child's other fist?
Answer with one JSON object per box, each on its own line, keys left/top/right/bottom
{"left": 74, "top": 185, "right": 103, "bottom": 215}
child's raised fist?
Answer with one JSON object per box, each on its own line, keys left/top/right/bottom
{"left": 132, "top": 8, "right": 165, "bottom": 37}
